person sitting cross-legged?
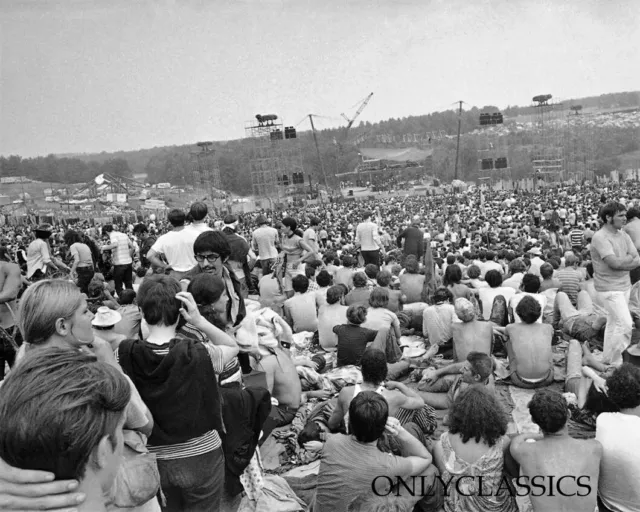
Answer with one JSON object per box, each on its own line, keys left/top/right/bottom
{"left": 314, "top": 391, "right": 443, "bottom": 512}
{"left": 283, "top": 275, "right": 319, "bottom": 334}
{"left": 505, "top": 295, "right": 554, "bottom": 389}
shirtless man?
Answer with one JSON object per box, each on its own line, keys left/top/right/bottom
{"left": 417, "top": 351, "right": 494, "bottom": 410}
{"left": 0, "top": 260, "right": 22, "bottom": 379}
{"left": 451, "top": 297, "right": 492, "bottom": 361}
{"left": 252, "top": 330, "right": 328, "bottom": 442}
{"left": 327, "top": 348, "right": 424, "bottom": 432}
{"left": 505, "top": 295, "right": 554, "bottom": 388}
{"left": 510, "top": 389, "right": 602, "bottom": 512}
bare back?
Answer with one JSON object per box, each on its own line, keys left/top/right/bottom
{"left": 452, "top": 320, "right": 492, "bottom": 361}
{"left": 257, "top": 348, "right": 302, "bottom": 409}
{"left": 506, "top": 323, "right": 553, "bottom": 379}
{"left": 513, "top": 436, "right": 601, "bottom": 512}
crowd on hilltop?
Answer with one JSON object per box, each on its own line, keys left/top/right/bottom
{"left": 1, "top": 181, "right": 640, "bottom": 512}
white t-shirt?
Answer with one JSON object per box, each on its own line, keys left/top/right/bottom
{"left": 509, "top": 292, "right": 547, "bottom": 323}
{"left": 596, "top": 413, "right": 640, "bottom": 512}
{"left": 151, "top": 229, "right": 202, "bottom": 272}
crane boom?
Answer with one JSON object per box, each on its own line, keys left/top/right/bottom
{"left": 342, "top": 92, "right": 374, "bottom": 135}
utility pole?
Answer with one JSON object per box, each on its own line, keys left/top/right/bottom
{"left": 454, "top": 100, "right": 463, "bottom": 180}
{"left": 309, "top": 114, "right": 328, "bottom": 203}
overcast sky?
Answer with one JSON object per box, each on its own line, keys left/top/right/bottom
{"left": 1, "top": 0, "right": 638, "bottom": 157}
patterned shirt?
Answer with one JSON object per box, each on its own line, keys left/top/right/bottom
{"left": 109, "top": 231, "right": 132, "bottom": 265}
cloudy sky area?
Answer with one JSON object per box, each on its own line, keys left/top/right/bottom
{"left": 1, "top": 0, "right": 638, "bottom": 157}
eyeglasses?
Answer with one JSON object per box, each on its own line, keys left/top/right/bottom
{"left": 195, "top": 253, "right": 220, "bottom": 263}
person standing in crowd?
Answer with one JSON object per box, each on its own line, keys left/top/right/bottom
{"left": 396, "top": 216, "right": 424, "bottom": 261}
{"left": 147, "top": 209, "right": 197, "bottom": 282}
{"left": 0, "top": 257, "right": 21, "bottom": 380}
{"left": 184, "top": 202, "right": 211, "bottom": 235}
{"left": 64, "top": 230, "right": 95, "bottom": 294}
{"left": 355, "top": 211, "right": 384, "bottom": 266}
{"left": 251, "top": 214, "right": 279, "bottom": 275}
{"left": 303, "top": 217, "right": 321, "bottom": 256}
{"left": 133, "top": 223, "right": 156, "bottom": 271}
{"left": 590, "top": 202, "right": 640, "bottom": 366}
{"left": 26, "top": 224, "right": 68, "bottom": 281}
{"left": 221, "top": 215, "right": 252, "bottom": 298}
{"left": 624, "top": 206, "right": 640, "bottom": 284}
{"left": 101, "top": 224, "right": 134, "bottom": 298}
{"left": 276, "top": 217, "right": 316, "bottom": 298}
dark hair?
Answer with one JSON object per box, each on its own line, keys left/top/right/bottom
{"left": 133, "top": 223, "right": 148, "bottom": 235}
{"left": 326, "top": 285, "right": 346, "bottom": 305}
{"left": 521, "top": 273, "right": 541, "bottom": 293}
{"left": 485, "top": 270, "right": 503, "bottom": 288}
{"left": 539, "top": 263, "right": 554, "bottom": 279}
{"left": 516, "top": 295, "right": 541, "bottom": 323}
{"left": 369, "top": 287, "right": 389, "bottom": 308}
{"left": 282, "top": 217, "right": 298, "bottom": 232}
{"left": 102, "top": 224, "right": 114, "bottom": 235}
{"left": 627, "top": 208, "right": 640, "bottom": 221}
{"left": 0, "top": 348, "right": 130, "bottom": 480}
{"left": 190, "top": 202, "right": 208, "bottom": 221}
{"left": 599, "top": 201, "right": 626, "bottom": 224}
{"left": 316, "top": 270, "right": 332, "bottom": 287}
{"left": 376, "top": 270, "right": 392, "bottom": 287}
{"left": 364, "top": 264, "right": 379, "bottom": 279}
{"left": 433, "top": 287, "right": 453, "bottom": 304}
{"left": 347, "top": 305, "right": 367, "bottom": 325}
{"left": 137, "top": 275, "right": 182, "bottom": 327}
{"left": 168, "top": 209, "right": 186, "bottom": 227}
{"left": 348, "top": 391, "right": 388, "bottom": 443}
{"left": 353, "top": 272, "right": 368, "bottom": 288}
{"left": 586, "top": 262, "right": 594, "bottom": 278}
{"left": 404, "top": 256, "right": 419, "bottom": 274}
{"left": 606, "top": 363, "right": 640, "bottom": 410}
{"left": 342, "top": 255, "right": 356, "bottom": 268}
{"left": 187, "top": 273, "right": 225, "bottom": 305}
{"left": 361, "top": 349, "right": 388, "bottom": 385}
{"left": 508, "top": 259, "right": 526, "bottom": 275}
{"left": 292, "top": 275, "right": 310, "bottom": 294}
{"left": 309, "top": 217, "right": 320, "bottom": 226}
{"left": 528, "top": 389, "right": 568, "bottom": 434}
{"left": 467, "top": 264, "right": 481, "bottom": 279}
{"left": 63, "top": 230, "right": 82, "bottom": 247}
{"left": 118, "top": 289, "right": 136, "bottom": 305}
{"left": 467, "top": 351, "right": 493, "bottom": 381}
{"left": 443, "top": 264, "right": 462, "bottom": 286}
{"left": 448, "top": 385, "right": 508, "bottom": 446}
{"left": 193, "top": 231, "right": 231, "bottom": 260}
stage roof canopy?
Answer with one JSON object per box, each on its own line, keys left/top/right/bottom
{"left": 359, "top": 147, "right": 433, "bottom": 162}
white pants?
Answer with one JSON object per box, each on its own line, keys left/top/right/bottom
{"left": 595, "top": 289, "right": 632, "bottom": 366}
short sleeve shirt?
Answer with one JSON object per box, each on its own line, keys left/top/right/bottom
{"left": 591, "top": 228, "right": 637, "bottom": 292}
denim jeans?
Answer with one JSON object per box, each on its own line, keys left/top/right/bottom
{"left": 113, "top": 264, "right": 133, "bottom": 298}
{"left": 595, "top": 289, "right": 632, "bottom": 366}
{"left": 158, "top": 448, "right": 224, "bottom": 512}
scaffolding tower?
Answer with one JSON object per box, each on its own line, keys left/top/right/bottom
{"left": 564, "top": 109, "right": 596, "bottom": 183}
{"left": 245, "top": 116, "right": 304, "bottom": 199}
{"left": 191, "top": 142, "right": 222, "bottom": 197}
{"left": 476, "top": 120, "right": 512, "bottom": 188}
{"left": 530, "top": 95, "right": 565, "bottom": 186}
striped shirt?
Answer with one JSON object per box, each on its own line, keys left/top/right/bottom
{"left": 570, "top": 229, "right": 583, "bottom": 248}
{"left": 115, "top": 339, "right": 223, "bottom": 460}
{"left": 109, "top": 231, "right": 133, "bottom": 265}
{"left": 556, "top": 267, "right": 581, "bottom": 305}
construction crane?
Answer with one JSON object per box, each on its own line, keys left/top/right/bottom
{"left": 341, "top": 92, "right": 374, "bottom": 136}
{"left": 336, "top": 92, "right": 374, "bottom": 153}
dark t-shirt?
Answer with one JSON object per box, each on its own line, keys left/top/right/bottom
{"left": 333, "top": 324, "right": 377, "bottom": 366}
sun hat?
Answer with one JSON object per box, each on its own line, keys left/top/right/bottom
{"left": 91, "top": 306, "right": 122, "bottom": 327}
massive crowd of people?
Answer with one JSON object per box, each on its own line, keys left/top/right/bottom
{"left": 1, "top": 181, "right": 640, "bottom": 512}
